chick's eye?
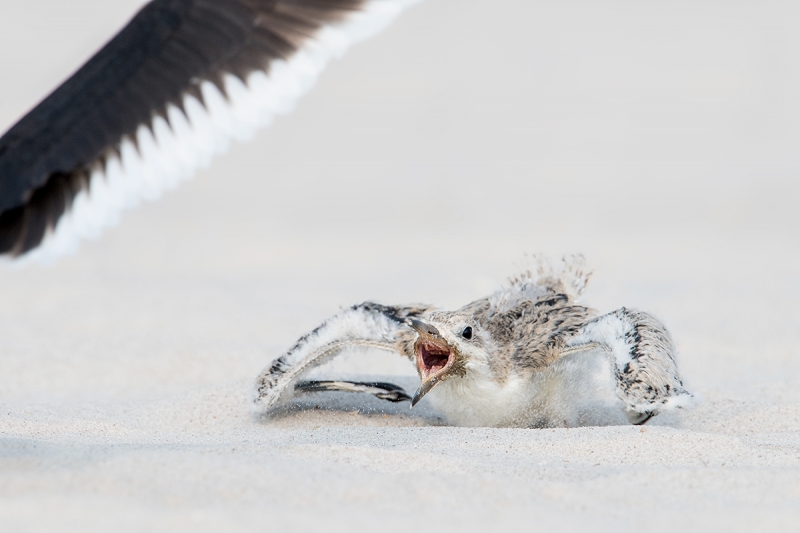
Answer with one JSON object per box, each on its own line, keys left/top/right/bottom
{"left": 461, "top": 326, "right": 473, "bottom": 340}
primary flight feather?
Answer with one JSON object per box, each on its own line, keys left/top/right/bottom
{"left": 0, "top": 0, "right": 420, "bottom": 262}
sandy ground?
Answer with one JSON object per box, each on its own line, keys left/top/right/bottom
{"left": 1, "top": 0, "right": 799, "bottom": 531}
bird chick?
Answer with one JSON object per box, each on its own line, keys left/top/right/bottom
{"left": 253, "top": 256, "right": 694, "bottom": 427}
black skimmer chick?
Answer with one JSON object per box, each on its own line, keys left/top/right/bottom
{"left": 254, "top": 256, "right": 694, "bottom": 427}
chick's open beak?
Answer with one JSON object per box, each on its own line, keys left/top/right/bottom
{"left": 408, "top": 319, "right": 455, "bottom": 407}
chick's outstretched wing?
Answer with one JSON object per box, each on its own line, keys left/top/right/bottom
{"left": 565, "top": 307, "right": 693, "bottom": 423}
{"left": 253, "top": 302, "right": 431, "bottom": 413}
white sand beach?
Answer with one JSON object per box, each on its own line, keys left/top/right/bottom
{"left": 0, "top": 1, "right": 798, "bottom": 531}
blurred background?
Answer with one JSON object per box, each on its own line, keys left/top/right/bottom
{"left": 1, "top": 1, "right": 799, "bottom": 530}
{"left": 0, "top": 0, "right": 798, "bottom": 427}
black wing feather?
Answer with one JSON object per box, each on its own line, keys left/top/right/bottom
{"left": 0, "top": 0, "right": 364, "bottom": 256}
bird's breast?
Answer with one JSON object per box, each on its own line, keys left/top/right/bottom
{"left": 427, "top": 349, "right": 631, "bottom": 428}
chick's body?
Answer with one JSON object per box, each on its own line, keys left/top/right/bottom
{"left": 254, "top": 256, "right": 693, "bottom": 428}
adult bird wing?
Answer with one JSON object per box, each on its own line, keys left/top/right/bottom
{"left": 0, "top": 0, "right": 420, "bottom": 262}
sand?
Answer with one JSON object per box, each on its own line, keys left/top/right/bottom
{"left": 1, "top": 1, "right": 799, "bottom": 531}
